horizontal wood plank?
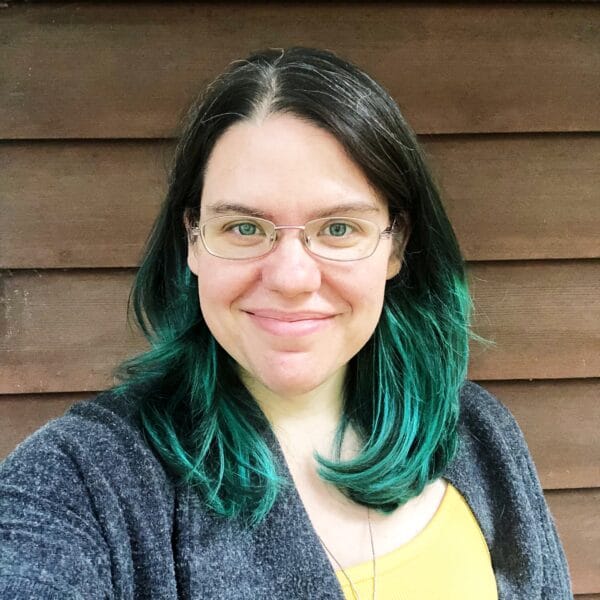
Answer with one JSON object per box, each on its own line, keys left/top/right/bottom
{"left": 548, "top": 489, "right": 600, "bottom": 594}
{"left": 1, "top": 3, "right": 598, "bottom": 138}
{"left": 481, "top": 380, "right": 600, "bottom": 490}
{"left": 427, "top": 134, "right": 600, "bottom": 261}
{"left": 0, "top": 269, "right": 143, "bottom": 394}
{"left": 0, "top": 393, "right": 88, "bottom": 460}
{"left": 1, "top": 262, "right": 599, "bottom": 392}
{"left": 2, "top": 134, "right": 599, "bottom": 269}
{"left": 0, "top": 141, "right": 169, "bottom": 269}
{"left": 468, "top": 261, "right": 600, "bottom": 380}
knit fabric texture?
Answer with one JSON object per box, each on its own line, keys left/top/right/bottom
{"left": 0, "top": 381, "right": 572, "bottom": 599}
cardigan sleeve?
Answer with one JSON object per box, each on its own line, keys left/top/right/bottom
{"left": 516, "top": 420, "right": 573, "bottom": 598}
{"left": 491, "top": 390, "right": 572, "bottom": 598}
{"left": 0, "top": 420, "right": 113, "bottom": 599}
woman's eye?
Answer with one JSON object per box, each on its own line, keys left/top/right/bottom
{"left": 235, "top": 222, "right": 258, "bottom": 236}
{"left": 324, "top": 222, "right": 354, "bottom": 237}
{"left": 224, "top": 221, "right": 263, "bottom": 236}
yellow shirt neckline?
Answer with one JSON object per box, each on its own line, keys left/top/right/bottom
{"left": 335, "top": 483, "right": 486, "bottom": 583}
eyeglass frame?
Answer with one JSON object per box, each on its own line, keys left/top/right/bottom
{"left": 187, "top": 214, "right": 403, "bottom": 262}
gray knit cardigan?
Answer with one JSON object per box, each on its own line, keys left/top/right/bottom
{"left": 0, "top": 381, "right": 572, "bottom": 599}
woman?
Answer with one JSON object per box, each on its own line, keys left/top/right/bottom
{"left": 0, "top": 47, "right": 570, "bottom": 599}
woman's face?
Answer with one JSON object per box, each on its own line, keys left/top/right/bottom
{"left": 187, "top": 114, "right": 401, "bottom": 398}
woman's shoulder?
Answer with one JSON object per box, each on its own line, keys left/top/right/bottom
{"left": 458, "top": 379, "right": 512, "bottom": 419}
{"left": 62, "top": 383, "right": 146, "bottom": 441}
{"left": 447, "top": 380, "right": 535, "bottom": 497}
{"left": 457, "top": 380, "right": 528, "bottom": 453}
{"left": 448, "top": 379, "right": 541, "bottom": 517}
{"left": 1, "top": 382, "right": 171, "bottom": 495}
{"left": 7, "top": 384, "right": 137, "bottom": 450}
{"left": 450, "top": 383, "right": 572, "bottom": 597}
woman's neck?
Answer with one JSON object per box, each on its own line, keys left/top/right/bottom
{"left": 241, "top": 366, "right": 350, "bottom": 461}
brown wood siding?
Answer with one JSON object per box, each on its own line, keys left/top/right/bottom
{"left": 484, "top": 380, "right": 600, "bottom": 491}
{"left": 1, "top": 2, "right": 599, "bottom": 595}
{"left": 2, "top": 3, "right": 599, "bottom": 138}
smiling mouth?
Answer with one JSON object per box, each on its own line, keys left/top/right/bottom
{"left": 244, "top": 310, "right": 335, "bottom": 336}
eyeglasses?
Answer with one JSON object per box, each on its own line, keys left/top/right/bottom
{"left": 189, "top": 215, "right": 398, "bottom": 261}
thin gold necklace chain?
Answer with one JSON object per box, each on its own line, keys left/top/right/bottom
{"left": 317, "top": 508, "right": 377, "bottom": 600}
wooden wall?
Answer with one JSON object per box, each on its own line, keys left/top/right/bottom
{"left": 1, "top": 3, "right": 599, "bottom": 596}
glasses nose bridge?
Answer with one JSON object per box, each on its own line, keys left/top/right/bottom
{"left": 271, "top": 223, "right": 310, "bottom": 250}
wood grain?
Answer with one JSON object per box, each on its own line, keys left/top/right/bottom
{"left": 482, "top": 379, "right": 600, "bottom": 490}
{"left": 2, "top": 3, "right": 598, "bottom": 139}
{"left": 0, "top": 141, "right": 169, "bottom": 268}
{"left": 426, "top": 134, "right": 600, "bottom": 261}
{"left": 0, "top": 269, "right": 144, "bottom": 394}
{"left": 468, "top": 261, "right": 600, "bottom": 380}
{"left": 1, "top": 262, "right": 599, "bottom": 390}
{"left": 2, "top": 135, "right": 599, "bottom": 269}
{"left": 548, "top": 489, "right": 600, "bottom": 595}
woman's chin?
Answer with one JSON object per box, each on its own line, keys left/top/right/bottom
{"left": 239, "top": 363, "right": 346, "bottom": 405}
{"left": 252, "top": 375, "right": 325, "bottom": 400}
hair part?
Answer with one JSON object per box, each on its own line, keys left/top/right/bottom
{"left": 115, "top": 46, "right": 471, "bottom": 525}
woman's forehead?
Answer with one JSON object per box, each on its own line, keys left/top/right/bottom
{"left": 200, "top": 115, "right": 388, "bottom": 219}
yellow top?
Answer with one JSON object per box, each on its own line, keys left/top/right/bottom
{"left": 335, "top": 483, "right": 498, "bottom": 600}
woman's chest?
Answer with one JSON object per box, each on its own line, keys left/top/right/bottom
{"left": 168, "top": 491, "right": 345, "bottom": 600}
{"left": 289, "top": 468, "right": 448, "bottom": 571}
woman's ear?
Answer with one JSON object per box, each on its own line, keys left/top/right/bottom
{"left": 184, "top": 208, "right": 200, "bottom": 276}
{"left": 386, "top": 253, "right": 402, "bottom": 280}
{"left": 187, "top": 250, "right": 200, "bottom": 277}
{"left": 183, "top": 208, "right": 196, "bottom": 241}
{"left": 386, "top": 217, "right": 410, "bottom": 280}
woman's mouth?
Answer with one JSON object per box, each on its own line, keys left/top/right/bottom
{"left": 243, "top": 310, "right": 336, "bottom": 337}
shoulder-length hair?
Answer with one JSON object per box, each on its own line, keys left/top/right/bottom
{"left": 116, "top": 47, "right": 471, "bottom": 524}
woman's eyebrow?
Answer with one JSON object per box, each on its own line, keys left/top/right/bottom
{"left": 204, "top": 202, "right": 270, "bottom": 219}
{"left": 313, "top": 203, "right": 381, "bottom": 218}
{"left": 204, "top": 201, "right": 381, "bottom": 219}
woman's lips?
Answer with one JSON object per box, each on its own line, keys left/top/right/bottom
{"left": 244, "top": 310, "right": 335, "bottom": 337}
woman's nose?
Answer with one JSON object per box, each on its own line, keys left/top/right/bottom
{"left": 260, "top": 230, "right": 322, "bottom": 297}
